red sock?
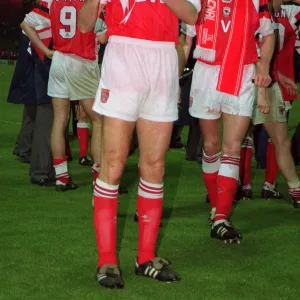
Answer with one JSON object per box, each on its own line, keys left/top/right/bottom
{"left": 137, "top": 178, "right": 163, "bottom": 265}
{"left": 265, "top": 139, "right": 279, "bottom": 185}
{"left": 202, "top": 152, "right": 221, "bottom": 208}
{"left": 215, "top": 156, "right": 239, "bottom": 222}
{"left": 94, "top": 179, "right": 119, "bottom": 267}
{"left": 53, "top": 157, "right": 69, "bottom": 184}
{"left": 65, "top": 139, "right": 72, "bottom": 157}
{"left": 92, "top": 163, "right": 100, "bottom": 185}
{"left": 77, "top": 122, "right": 89, "bottom": 157}
{"left": 243, "top": 137, "right": 253, "bottom": 186}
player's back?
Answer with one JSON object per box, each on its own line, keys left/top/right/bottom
{"left": 273, "top": 6, "right": 299, "bottom": 100}
{"left": 50, "top": 0, "right": 96, "bottom": 60}
{"left": 105, "top": 0, "right": 178, "bottom": 42}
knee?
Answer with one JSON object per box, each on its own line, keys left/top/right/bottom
{"left": 140, "top": 156, "right": 165, "bottom": 183}
{"left": 273, "top": 136, "right": 291, "bottom": 150}
{"left": 101, "top": 150, "right": 126, "bottom": 184}
{"left": 203, "top": 137, "right": 220, "bottom": 156}
{"left": 223, "top": 141, "right": 242, "bottom": 157}
{"left": 53, "top": 112, "right": 69, "bottom": 129}
{"left": 89, "top": 112, "right": 102, "bottom": 126}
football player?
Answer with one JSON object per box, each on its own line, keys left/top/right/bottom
{"left": 79, "top": 0, "right": 200, "bottom": 290}
{"left": 250, "top": 0, "right": 300, "bottom": 207}
{"left": 182, "top": 0, "right": 275, "bottom": 243}
{"left": 21, "top": 0, "right": 106, "bottom": 191}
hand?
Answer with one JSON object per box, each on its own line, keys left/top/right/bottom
{"left": 257, "top": 88, "right": 270, "bottom": 114}
{"left": 45, "top": 49, "right": 54, "bottom": 59}
{"left": 278, "top": 72, "right": 297, "bottom": 96}
{"left": 254, "top": 70, "right": 272, "bottom": 88}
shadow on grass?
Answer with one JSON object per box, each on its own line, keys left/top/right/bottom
{"left": 156, "top": 154, "right": 185, "bottom": 252}
{"left": 117, "top": 157, "right": 139, "bottom": 256}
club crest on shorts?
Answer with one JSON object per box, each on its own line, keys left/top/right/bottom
{"left": 189, "top": 97, "right": 193, "bottom": 108}
{"left": 100, "top": 88, "right": 110, "bottom": 103}
{"left": 223, "top": 7, "right": 231, "bottom": 17}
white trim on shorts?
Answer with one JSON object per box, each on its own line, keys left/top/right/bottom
{"left": 108, "top": 35, "right": 175, "bottom": 48}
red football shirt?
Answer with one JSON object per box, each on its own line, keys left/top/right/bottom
{"left": 186, "top": 0, "right": 273, "bottom": 65}
{"left": 25, "top": 0, "right": 97, "bottom": 60}
{"left": 273, "top": 5, "right": 300, "bottom": 101}
{"left": 104, "top": 0, "right": 179, "bottom": 43}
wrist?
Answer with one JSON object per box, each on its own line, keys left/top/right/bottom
{"left": 258, "top": 63, "right": 269, "bottom": 75}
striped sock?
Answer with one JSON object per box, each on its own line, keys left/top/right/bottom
{"left": 202, "top": 151, "right": 221, "bottom": 209}
{"left": 94, "top": 179, "right": 119, "bottom": 267}
{"left": 77, "top": 122, "right": 89, "bottom": 157}
{"left": 53, "top": 158, "right": 69, "bottom": 185}
{"left": 214, "top": 155, "right": 240, "bottom": 223}
{"left": 137, "top": 178, "right": 163, "bottom": 265}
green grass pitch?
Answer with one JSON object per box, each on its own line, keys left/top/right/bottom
{"left": 1, "top": 64, "right": 300, "bottom": 300}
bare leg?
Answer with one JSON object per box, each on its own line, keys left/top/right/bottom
{"left": 51, "top": 97, "right": 69, "bottom": 158}
{"left": 264, "top": 122, "right": 298, "bottom": 183}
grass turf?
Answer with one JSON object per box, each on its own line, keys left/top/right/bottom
{"left": 0, "top": 64, "right": 300, "bottom": 300}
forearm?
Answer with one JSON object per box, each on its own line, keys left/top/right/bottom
{"left": 78, "top": 0, "right": 100, "bottom": 33}
{"left": 177, "top": 34, "right": 188, "bottom": 76}
{"left": 183, "top": 35, "right": 193, "bottom": 62}
{"left": 164, "top": 0, "right": 198, "bottom": 25}
{"left": 259, "top": 33, "right": 275, "bottom": 74}
{"left": 21, "top": 22, "right": 49, "bottom": 55}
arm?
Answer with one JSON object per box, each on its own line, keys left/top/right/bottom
{"left": 257, "top": 86, "right": 270, "bottom": 114}
{"left": 164, "top": 0, "right": 199, "bottom": 25}
{"left": 177, "top": 33, "right": 188, "bottom": 76}
{"left": 278, "top": 71, "right": 297, "bottom": 95}
{"left": 21, "top": 22, "right": 53, "bottom": 58}
{"left": 255, "top": 33, "right": 275, "bottom": 87}
{"left": 183, "top": 35, "right": 193, "bottom": 63}
{"left": 78, "top": 0, "right": 104, "bottom": 33}
{"left": 21, "top": 4, "right": 53, "bottom": 59}
{"left": 178, "top": 22, "right": 195, "bottom": 74}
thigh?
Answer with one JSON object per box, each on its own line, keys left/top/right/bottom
{"left": 47, "top": 51, "right": 68, "bottom": 99}
{"left": 222, "top": 114, "right": 251, "bottom": 152}
{"left": 67, "top": 57, "right": 100, "bottom": 101}
{"left": 141, "top": 46, "right": 178, "bottom": 122}
{"left": 189, "top": 62, "right": 222, "bottom": 120}
{"left": 200, "top": 119, "right": 220, "bottom": 141}
{"left": 199, "top": 118, "right": 221, "bottom": 155}
{"left": 93, "top": 37, "right": 150, "bottom": 122}
{"left": 100, "top": 117, "right": 135, "bottom": 183}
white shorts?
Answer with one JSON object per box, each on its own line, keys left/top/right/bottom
{"left": 48, "top": 51, "right": 100, "bottom": 101}
{"left": 93, "top": 36, "right": 179, "bottom": 122}
{"left": 189, "top": 61, "right": 255, "bottom": 119}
